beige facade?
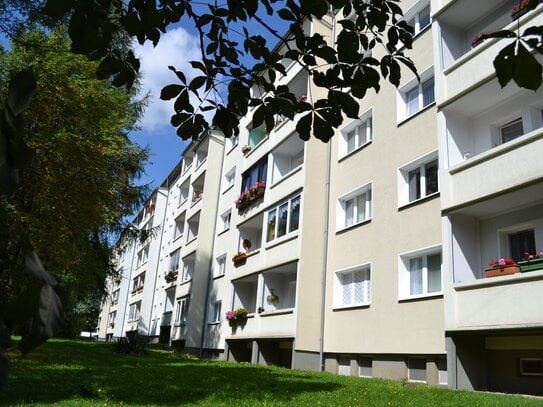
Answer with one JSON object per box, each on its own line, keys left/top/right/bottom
{"left": 97, "top": 0, "right": 543, "bottom": 395}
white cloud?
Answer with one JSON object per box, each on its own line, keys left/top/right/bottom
{"left": 135, "top": 26, "right": 201, "bottom": 132}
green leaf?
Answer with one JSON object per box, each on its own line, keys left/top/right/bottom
{"left": 296, "top": 113, "right": 312, "bottom": 141}
{"left": 160, "top": 84, "right": 183, "bottom": 100}
{"left": 493, "top": 43, "right": 516, "bottom": 88}
{"left": 43, "top": 0, "right": 73, "bottom": 18}
{"left": 513, "top": 42, "right": 542, "bottom": 90}
{"left": 189, "top": 76, "right": 207, "bottom": 92}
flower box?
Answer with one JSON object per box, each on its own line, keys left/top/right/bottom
{"left": 226, "top": 308, "right": 248, "bottom": 327}
{"left": 485, "top": 265, "right": 520, "bottom": 278}
{"left": 518, "top": 257, "right": 543, "bottom": 272}
{"left": 235, "top": 182, "right": 265, "bottom": 210}
{"left": 232, "top": 252, "right": 247, "bottom": 266}
{"left": 165, "top": 271, "right": 178, "bottom": 283}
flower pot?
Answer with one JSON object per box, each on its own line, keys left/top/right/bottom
{"left": 485, "top": 265, "right": 520, "bottom": 278}
{"left": 232, "top": 253, "right": 247, "bottom": 266}
{"left": 518, "top": 258, "right": 543, "bottom": 273}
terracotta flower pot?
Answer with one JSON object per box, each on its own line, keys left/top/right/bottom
{"left": 485, "top": 265, "right": 520, "bottom": 278}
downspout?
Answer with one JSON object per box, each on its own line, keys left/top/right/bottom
{"left": 147, "top": 188, "right": 169, "bottom": 339}
{"left": 318, "top": 10, "right": 336, "bottom": 372}
{"left": 199, "top": 131, "right": 225, "bottom": 356}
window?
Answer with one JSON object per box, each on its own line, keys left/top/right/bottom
{"left": 220, "top": 210, "right": 231, "bottom": 232}
{"left": 509, "top": 229, "right": 535, "bottom": 262}
{"left": 215, "top": 254, "right": 226, "bottom": 277}
{"left": 128, "top": 301, "right": 141, "bottom": 321}
{"left": 501, "top": 117, "right": 524, "bottom": 144}
{"left": 174, "top": 297, "right": 190, "bottom": 325}
{"left": 179, "top": 180, "right": 189, "bottom": 205}
{"left": 108, "top": 311, "right": 116, "bottom": 325}
{"left": 169, "top": 249, "right": 181, "bottom": 273}
{"left": 182, "top": 155, "right": 193, "bottom": 174}
{"left": 136, "top": 245, "right": 149, "bottom": 267}
{"left": 399, "top": 247, "right": 442, "bottom": 299}
{"left": 399, "top": 152, "right": 438, "bottom": 206}
{"left": 174, "top": 214, "right": 185, "bottom": 239}
{"left": 209, "top": 301, "right": 222, "bottom": 323}
{"left": 408, "top": 359, "right": 427, "bottom": 383}
{"left": 111, "top": 289, "right": 120, "bottom": 304}
{"left": 334, "top": 264, "right": 371, "bottom": 308}
{"left": 359, "top": 357, "right": 372, "bottom": 378}
{"left": 271, "top": 134, "right": 304, "bottom": 183}
{"left": 241, "top": 158, "right": 267, "bottom": 193}
{"left": 228, "top": 135, "right": 239, "bottom": 151}
{"left": 406, "top": 5, "right": 430, "bottom": 36}
{"left": 339, "top": 108, "right": 373, "bottom": 157}
{"left": 338, "top": 357, "right": 351, "bottom": 376}
{"left": 187, "top": 212, "right": 200, "bottom": 242}
{"left": 266, "top": 195, "right": 301, "bottom": 242}
{"left": 181, "top": 257, "right": 194, "bottom": 282}
{"left": 224, "top": 167, "right": 235, "bottom": 191}
{"left": 337, "top": 183, "right": 372, "bottom": 230}
{"left": 398, "top": 68, "right": 434, "bottom": 121}
{"left": 132, "top": 273, "right": 145, "bottom": 293}
{"left": 437, "top": 359, "right": 447, "bottom": 385}
{"left": 248, "top": 123, "right": 267, "bottom": 148}
{"left": 520, "top": 358, "right": 543, "bottom": 376}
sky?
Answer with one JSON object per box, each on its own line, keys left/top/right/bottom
{"left": 130, "top": 26, "right": 201, "bottom": 190}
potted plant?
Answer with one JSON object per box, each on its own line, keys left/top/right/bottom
{"left": 241, "top": 145, "right": 252, "bottom": 155}
{"left": 232, "top": 252, "right": 248, "bottom": 265}
{"left": 165, "top": 270, "right": 178, "bottom": 283}
{"left": 518, "top": 251, "right": 543, "bottom": 272}
{"left": 225, "top": 307, "right": 249, "bottom": 326}
{"left": 267, "top": 289, "right": 279, "bottom": 305}
{"left": 234, "top": 181, "right": 266, "bottom": 210}
{"left": 485, "top": 258, "right": 520, "bottom": 278}
{"left": 511, "top": 0, "right": 539, "bottom": 20}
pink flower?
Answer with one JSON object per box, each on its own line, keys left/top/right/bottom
{"left": 225, "top": 311, "right": 237, "bottom": 320}
{"left": 498, "top": 258, "right": 506, "bottom": 266}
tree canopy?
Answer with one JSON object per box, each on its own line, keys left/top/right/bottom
{"left": 0, "top": 28, "right": 149, "bottom": 379}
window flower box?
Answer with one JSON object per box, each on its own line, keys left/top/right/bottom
{"left": 485, "top": 258, "right": 520, "bottom": 278}
{"left": 165, "top": 270, "right": 178, "bottom": 283}
{"left": 226, "top": 308, "right": 248, "bottom": 327}
{"left": 232, "top": 252, "right": 247, "bottom": 266}
{"left": 235, "top": 182, "right": 265, "bottom": 210}
{"left": 471, "top": 32, "right": 489, "bottom": 48}
{"left": 518, "top": 251, "right": 543, "bottom": 272}
{"left": 511, "top": 0, "right": 539, "bottom": 20}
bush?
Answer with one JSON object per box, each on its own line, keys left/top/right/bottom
{"left": 113, "top": 333, "right": 148, "bottom": 355}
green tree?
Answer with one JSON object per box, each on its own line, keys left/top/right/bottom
{"left": 0, "top": 28, "right": 149, "bottom": 356}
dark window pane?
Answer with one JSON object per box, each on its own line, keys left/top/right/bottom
{"left": 425, "top": 160, "right": 438, "bottom": 195}
{"left": 289, "top": 196, "right": 300, "bottom": 232}
{"left": 277, "top": 202, "right": 288, "bottom": 237}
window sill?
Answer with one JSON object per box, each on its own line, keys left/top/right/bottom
{"left": 338, "top": 140, "right": 372, "bottom": 163}
{"left": 217, "top": 228, "right": 230, "bottom": 237}
{"left": 265, "top": 232, "right": 299, "bottom": 250}
{"left": 195, "top": 159, "right": 207, "bottom": 170}
{"left": 179, "top": 278, "right": 192, "bottom": 286}
{"left": 245, "top": 135, "right": 269, "bottom": 157}
{"left": 336, "top": 218, "right": 371, "bottom": 234}
{"left": 398, "top": 292, "right": 443, "bottom": 303}
{"left": 173, "top": 233, "right": 184, "bottom": 243}
{"left": 186, "top": 236, "right": 197, "bottom": 245}
{"left": 397, "top": 102, "right": 436, "bottom": 127}
{"left": 270, "top": 165, "right": 303, "bottom": 189}
{"left": 207, "top": 321, "right": 221, "bottom": 325}
{"left": 398, "top": 192, "right": 440, "bottom": 211}
{"left": 260, "top": 308, "right": 294, "bottom": 317}
{"left": 213, "top": 273, "right": 225, "bottom": 280}
{"left": 333, "top": 303, "right": 370, "bottom": 311}
{"left": 222, "top": 184, "right": 234, "bottom": 195}
{"left": 178, "top": 198, "right": 188, "bottom": 208}
{"left": 226, "top": 142, "right": 239, "bottom": 156}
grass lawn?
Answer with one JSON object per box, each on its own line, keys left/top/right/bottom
{"left": 2, "top": 339, "right": 542, "bottom": 406}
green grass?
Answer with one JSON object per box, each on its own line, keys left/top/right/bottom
{"left": 2, "top": 339, "right": 542, "bottom": 406}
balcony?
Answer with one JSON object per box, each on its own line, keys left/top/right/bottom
{"left": 448, "top": 269, "right": 543, "bottom": 331}
{"left": 226, "top": 311, "right": 296, "bottom": 339}
{"left": 442, "top": 128, "right": 543, "bottom": 213}
{"left": 436, "top": 0, "right": 543, "bottom": 105}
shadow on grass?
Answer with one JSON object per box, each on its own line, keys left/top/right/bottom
{"left": 4, "top": 339, "right": 342, "bottom": 406}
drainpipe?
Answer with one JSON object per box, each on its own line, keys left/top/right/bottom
{"left": 199, "top": 131, "right": 225, "bottom": 356}
{"left": 318, "top": 12, "right": 335, "bottom": 373}
{"left": 147, "top": 188, "right": 170, "bottom": 340}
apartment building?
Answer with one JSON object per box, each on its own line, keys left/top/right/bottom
{"left": 433, "top": 0, "right": 543, "bottom": 395}
{"left": 97, "top": 0, "right": 543, "bottom": 396}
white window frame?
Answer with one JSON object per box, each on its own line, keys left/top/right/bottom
{"left": 336, "top": 182, "right": 372, "bottom": 231}
{"left": 398, "top": 245, "right": 442, "bottom": 300}
{"left": 228, "top": 135, "right": 239, "bottom": 152}
{"left": 223, "top": 167, "right": 235, "bottom": 192}
{"left": 500, "top": 117, "right": 524, "bottom": 144}
{"left": 208, "top": 301, "right": 222, "bottom": 324}
{"left": 333, "top": 263, "right": 371, "bottom": 309}
{"left": 397, "top": 67, "right": 434, "bottom": 122}
{"left": 339, "top": 108, "right": 373, "bottom": 159}
{"left": 266, "top": 194, "right": 301, "bottom": 243}
{"left": 408, "top": 358, "right": 427, "bottom": 383}
{"left": 169, "top": 249, "right": 181, "bottom": 273}
{"left": 220, "top": 210, "right": 231, "bottom": 233}
{"left": 398, "top": 150, "right": 439, "bottom": 207}
{"left": 404, "top": 1, "right": 431, "bottom": 37}
{"left": 128, "top": 301, "right": 141, "bottom": 321}
{"left": 182, "top": 155, "right": 193, "bottom": 174}
{"left": 132, "top": 272, "right": 145, "bottom": 292}
{"left": 179, "top": 181, "right": 189, "bottom": 205}
{"left": 174, "top": 214, "right": 185, "bottom": 240}
{"left": 181, "top": 260, "right": 193, "bottom": 282}
{"left": 174, "top": 297, "right": 190, "bottom": 325}
{"left": 214, "top": 254, "right": 226, "bottom": 277}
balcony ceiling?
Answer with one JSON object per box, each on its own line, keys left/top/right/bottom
{"left": 447, "top": 180, "right": 543, "bottom": 218}
{"left": 438, "top": 0, "right": 511, "bottom": 29}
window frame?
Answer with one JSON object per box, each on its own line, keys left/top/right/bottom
{"left": 241, "top": 157, "right": 268, "bottom": 193}
{"left": 403, "top": 0, "right": 431, "bottom": 38}
{"left": 214, "top": 254, "right": 227, "bottom": 278}
{"left": 174, "top": 213, "right": 185, "bottom": 240}
{"left": 339, "top": 107, "right": 373, "bottom": 159}
{"left": 128, "top": 301, "right": 141, "bottom": 322}
{"left": 397, "top": 67, "right": 435, "bottom": 123}
{"left": 174, "top": 297, "right": 190, "bottom": 325}
{"left": 208, "top": 301, "right": 222, "bottom": 324}
{"left": 223, "top": 167, "right": 236, "bottom": 192}
{"left": 266, "top": 194, "right": 301, "bottom": 244}
{"left": 220, "top": 210, "right": 231, "bottom": 233}
{"left": 398, "top": 245, "right": 442, "bottom": 300}
{"left": 336, "top": 182, "right": 372, "bottom": 232}
{"left": 333, "top": 263, "right": 372, "bottom": 309}
{"left": 398, "top": 150, "right": 439, "bottom": 207}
